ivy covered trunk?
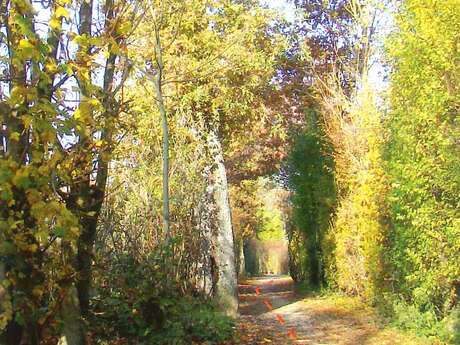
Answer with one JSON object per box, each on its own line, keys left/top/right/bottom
{"left": 207, "top": 127, "right": 238, "bottom": 316}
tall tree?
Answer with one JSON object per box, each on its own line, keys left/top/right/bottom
{"left": 0, "top": 0, "right": 136, "bottom": 342}
{"left": 285, "top": 0, "right": 384, "bottom": 293}
{"left": 144, "top": 0, "right": 171, "bottom": 237}
{"left": 132, "top": 0, "right": 284, "bottom": 315}
{"left": 292, "top": 0, "right": 377, "bottom": 92}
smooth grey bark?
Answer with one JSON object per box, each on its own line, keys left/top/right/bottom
{"left": 194, "top": 166, "right": 216, "bottom": 296}
{"left": 147, "top": 1, "right": 170, "bottom": 238}
{"left": 153, "top": 45, "right": 170, "bottom": 238}
{"left": 207, "top": 128, "right": 238, "bottom": 316}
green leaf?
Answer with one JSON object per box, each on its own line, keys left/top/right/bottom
{"left": 53, "top": 227, "right": 66, "bottom": 238}
{"left": 0, "top": 241, "right": 16, "bottom": 255}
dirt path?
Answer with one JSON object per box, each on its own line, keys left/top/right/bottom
{"left": 235, "top": 276, "right": 431, "bottom": 345}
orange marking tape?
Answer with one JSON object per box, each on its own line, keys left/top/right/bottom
{"left": 263, "top": 299, "right": 273, "bottom": 310}
{"left": 252, "top": 282, "right": 302, "bottom": 343}
{"left": 275, "top": 314, "right": 285, "bottom": 325}
{"left": 287, "top": 327, "right": 297, "bottom": 340}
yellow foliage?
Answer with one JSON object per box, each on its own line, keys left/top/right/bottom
{"left": 320, "top": 78, "right": 389, "bottom": 303}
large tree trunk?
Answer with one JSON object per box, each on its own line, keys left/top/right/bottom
{"left": 207, "top": 128, "right": 238, "bottom": 316}
{"left": 195, "top": 171, "right": 216, "bottom": 297}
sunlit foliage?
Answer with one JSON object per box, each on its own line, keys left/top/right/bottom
{"left": 385, "top": 0, "right": 460, "bottom": 338}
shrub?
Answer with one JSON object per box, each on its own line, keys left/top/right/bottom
{"left": 90, "top": 243, "right": 235, "bottom": 344}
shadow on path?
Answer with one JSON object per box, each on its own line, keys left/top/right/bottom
{"left": 235, "top": 276, "right": 428, "bottom": 345}
{"left": 238, "top": 275, "right": 296, "bottom": 316}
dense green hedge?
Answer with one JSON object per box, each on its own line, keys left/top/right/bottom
{"left": 287, "top": 1, "right": 460, "bottom": 342}
{"left": 385, "top": 0, "right": 460, "bottom": 334}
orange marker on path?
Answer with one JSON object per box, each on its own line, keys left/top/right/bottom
{"left": 252, "top": 279, "right": 302, "bottom": 344}
{"left": 275, "top": 314, "right": 285, "bottom": 325}
{"left": 287, "top": 327, "right": 297, "bottom": 340}
{"left": 263, "top": 299, "right": 273, "bottom": 311}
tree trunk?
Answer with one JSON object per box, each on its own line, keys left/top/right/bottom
{"left": 147, "top": 0, "right": 170, "bottom": 238}
{"left": 237, "top": 238, "right": 246, "bottom": 279}
{"left": 207, "top": 127, "right": 238, "bottom": 316}
{"left": 154, "top": 64, "right": 170, "bottom": 238}
{"left": 76, "top": 213, "right": 99, "bottom": 316}
{"left": 58, "top": 286, "right": 86, "bottom": 345}
{"left": 195, "top": 170, "right": 216, "bottom": 296}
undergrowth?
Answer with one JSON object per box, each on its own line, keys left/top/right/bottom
{"left": 90, "top": 244, "right": 235, "bottom": 344}
{"left": 390, "top": 300, "right": 460, "bottom": 345}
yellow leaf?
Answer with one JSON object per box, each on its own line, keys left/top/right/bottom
{"left": 88, "top": 98, "right": 101, "bottom": 107}
{"left": 118, "top": 21, "right": 132, "bottom": 35}
{"left": 32, "top": 286, "right": 43, "bottom": 297}
{"left": 70, "top": 227, "right": 80, "bottom": 236}
{"left": 19, "top": 39, "right": 34, "bottom": 50}
{"left": 18, "top": 39, "right": 39, "bottom": 59}
{"left": 10, "top": 132, "right": 20, "bottom": 141}
{"left": 22, "top": 115, "right": 33, "bottom": 128}
{"left": 28, "top": 244, "right": 38, "bottom": 253}
{"left": 55, "top": 6, "right": 70, "bottom": 19}
{"left": 50, "top": 17, "right": 61, "bottom": 30}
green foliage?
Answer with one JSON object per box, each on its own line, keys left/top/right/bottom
{"left": 286, "top": 111, "right": 336, "bottom": 286}
{"left": 385, "top": 0, "right": 460, "bottom": 331}
{"left": 256, "top": 208, "right": 284, "bottom": 242}
{"left": 255, "top": 178, "right": 286, "bottom": 242}
{"left": 91, "top": 241, "right": 234, "bottom": 344}
{"left": 288, "top": 1, "right": 460, "bottom": 342}
{"left": 392, "top": 300, "right": 459, "bottom": 343}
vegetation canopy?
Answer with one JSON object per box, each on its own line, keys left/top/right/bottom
{"left": 0, "top": 0, "right": 459, "bottom": 344}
